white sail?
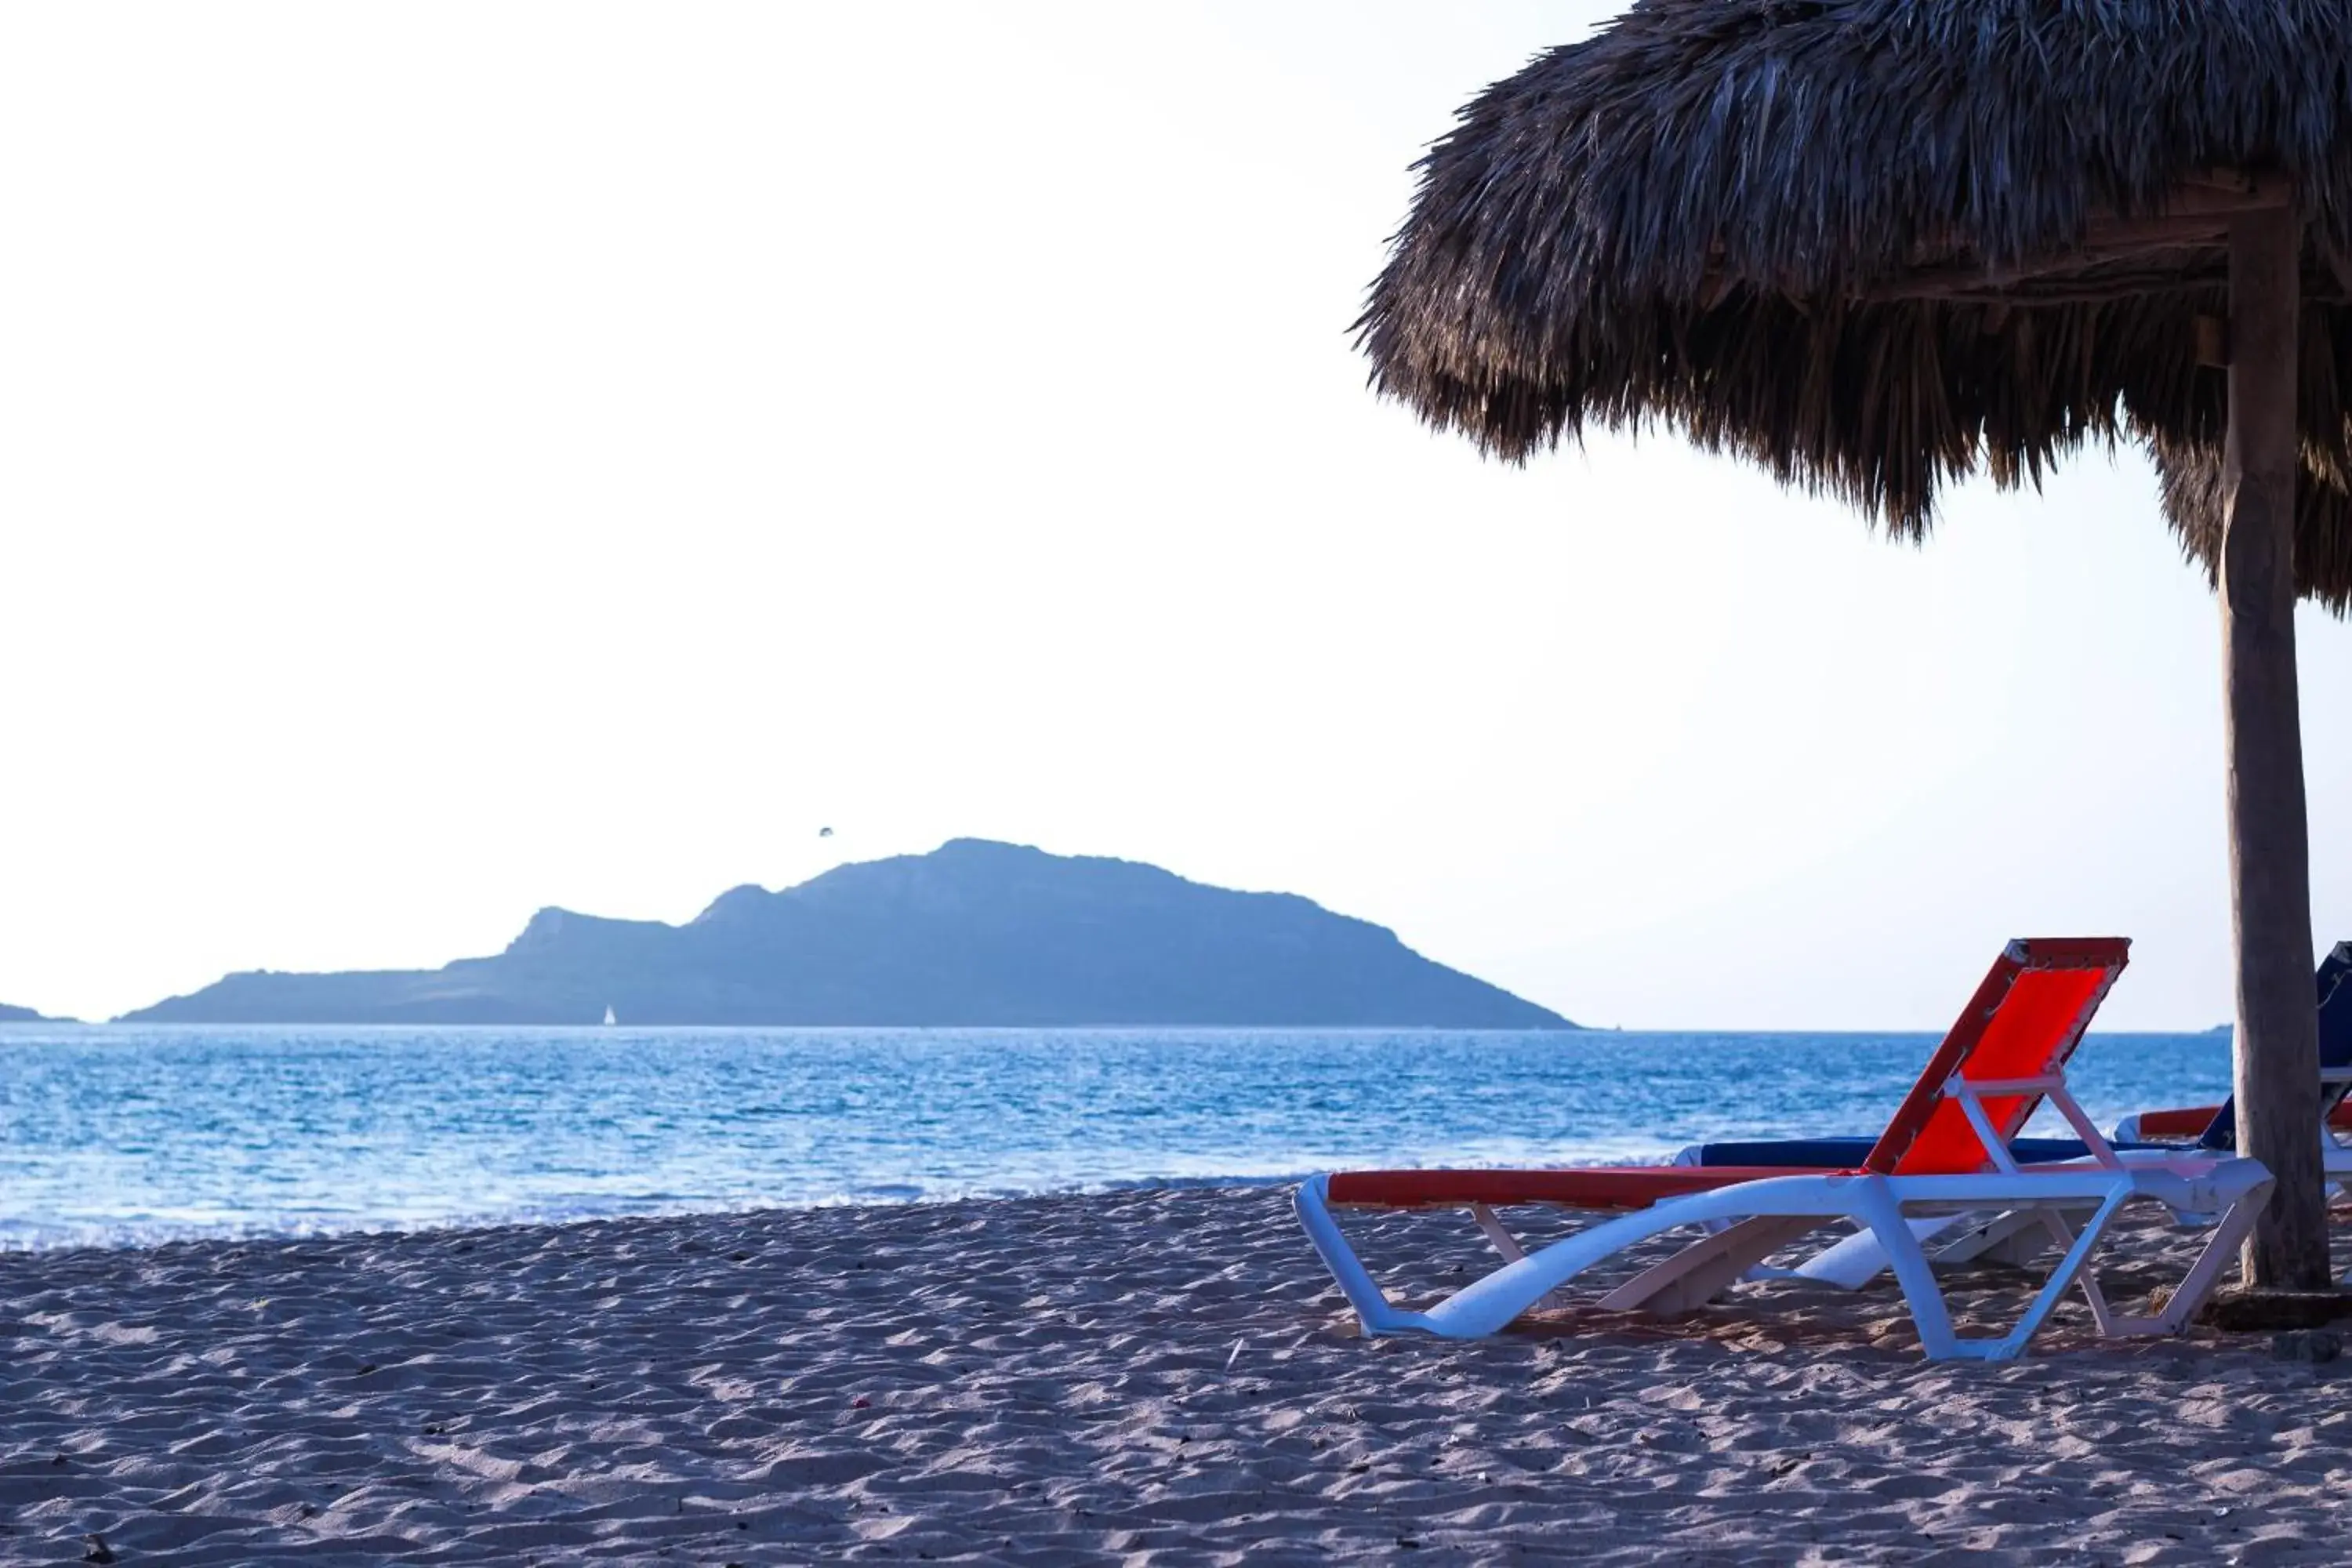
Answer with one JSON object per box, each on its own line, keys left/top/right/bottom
{"left": 602, "top": 1004, "right": 617, "bottom": 1026}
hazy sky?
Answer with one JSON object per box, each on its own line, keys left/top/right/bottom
{"left": 4, "top": 2, "right": 2347, "bottom": 1029}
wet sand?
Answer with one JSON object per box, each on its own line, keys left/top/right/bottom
{"left": 5, "top": 1187, "right": 2351, "bottom": 1564}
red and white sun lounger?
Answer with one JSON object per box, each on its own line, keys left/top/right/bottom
{"left": 1295, "top": 938, "right": 2272, "bottom": 1361}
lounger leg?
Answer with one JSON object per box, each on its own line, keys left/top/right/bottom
{"left": 1897, "top": 1207, "right": 2080, "bottom": 1273}
{"left": 2031, "top": 1210, "right": 2117, "bottom": 1338}
{"left": 1468, "top": 1203, "right": 1528, "bottom": 1263}
{"left": 1991, "top": 1188, "right": 2130, "bottom": 1358}
{"left": 2147, "top": 1185, "right": 2264, "bottom": 1334}
{"left": 1416, "top": 1201, "right": 1772, "bottom": 1339}
{"left": 1597, "top": 1214, "right": 1828, "bottom": 1314}
{"left": 1857, "top": 1182, "right": 1965, "bottom": 1360}
{"left": 1294, "top": 1177, "right": 1423, "bottom": 1337}
{"left": 1934, "top": 1209, "right": 2060, "bottom": 1269}
{"left": 1795, "top": 1215, "right": 1969, "bottom": 1290}
{"left": 1863, "top": 1186, "right": 2125, "bottom": 1362}
{"left": 1796, "top": 1201, "right": 2099, "bottom": 1287}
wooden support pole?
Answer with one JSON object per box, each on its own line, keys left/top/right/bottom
{"left": 2222, "top": 201, "right": 2328, "bottom": 1289}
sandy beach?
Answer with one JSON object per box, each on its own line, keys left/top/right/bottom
{"left": 5, "top": 1187, "right": 2352, "bottom": 1565}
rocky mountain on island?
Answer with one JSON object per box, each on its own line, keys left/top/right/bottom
{"left": 120, "top": 839, "right": 1574, "bottom": 1029}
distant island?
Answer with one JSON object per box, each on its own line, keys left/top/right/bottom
{"left": 121, "top": 839, "right": 1574, "bottom": 1029}
{"left": 0, "top": 1003, "right": 67, "bottom": 1024}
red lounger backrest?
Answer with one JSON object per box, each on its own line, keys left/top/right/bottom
{"left": 1861, "top": 938, "right": 2129, "bottom": 1178}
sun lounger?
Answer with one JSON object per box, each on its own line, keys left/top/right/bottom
{"left": 1678, "top": 942, "right": 2352, "bottom": 1169}
{"left": 1295, "top": 938, "right": 2272, "bottom": 1361}
{"left": 1794, "top": 945, "right": 2351, "bottom": 1287}
{"left": 2113, "top": 942, "right": 2352, "bottom": 1150}
{"left": 1659, "top": 942, "right": 2352, "bottom": 1287}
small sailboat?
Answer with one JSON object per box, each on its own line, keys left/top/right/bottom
{"left": 602, "top": 1004, "right": 617, "bottom": 1026}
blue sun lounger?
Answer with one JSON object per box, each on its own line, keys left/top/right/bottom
{"left": 2113, "top": 942, "right": 2352, "bottom": 1150}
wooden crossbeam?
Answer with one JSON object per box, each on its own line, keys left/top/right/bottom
{"left": 1864, "top": 251, "right": 2229, "bottom": 304}
{"left": 2179, "top": 166, "right": 2272, "bottom": 197}
{"left": 1864, "top": 207, "right": 2284, "bottom": 303}
{"left": 2125, "top": 179, "right": 2288, "bottom": 219}
{"left": 1695, "top": 176, "right": 2302, "bottom": 308}
{"left": 2082, "top": 212, "right": 2235, "bottom": 247}
{"left": 1862, "top": 262, "right": 2351, "bottom": 309}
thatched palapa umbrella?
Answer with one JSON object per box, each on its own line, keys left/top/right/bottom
{"left": 1362, "top": 0, "right": 2352, "bottom": 1287}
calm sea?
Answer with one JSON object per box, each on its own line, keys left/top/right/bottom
{"left": 0, "top": 1025, "right": 2234, "bottom": 1251}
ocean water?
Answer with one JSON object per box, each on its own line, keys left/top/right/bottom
{"left": 0, "top": 1025, "right": 2234, "bottom": 1251}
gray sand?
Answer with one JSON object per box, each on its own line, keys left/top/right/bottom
{"left": 4, "top": 1188, "right": 2350, "bottom": 1564}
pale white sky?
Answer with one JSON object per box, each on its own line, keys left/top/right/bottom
{"left": 2, "top": 2, "right": 2346, "bottom": 1028}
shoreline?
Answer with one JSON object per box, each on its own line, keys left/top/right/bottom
{"left": 8, "top": 1186, "right": 2352, "bottom": 1563}
{"left": 0, "top": 1176, "right": 1327, "bottom": 1261}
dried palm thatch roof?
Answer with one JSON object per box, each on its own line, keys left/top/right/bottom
{"left": 1362, "top": 0, "right": 2352, "bottom": 607}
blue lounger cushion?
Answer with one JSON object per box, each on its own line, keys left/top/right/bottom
{"left": 1683, "top": 1134, "right": 2142, "bottom": 1168}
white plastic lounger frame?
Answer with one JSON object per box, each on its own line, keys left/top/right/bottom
{"left": 1298, "top": 1159, "right": 2267, "bottom": 1360}
{"left": 1298, "top": 939, "right": 2275, "bottom": 1361}
{"left": 1803, "top": 1061, "right": 2352, "bottom": 1290}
